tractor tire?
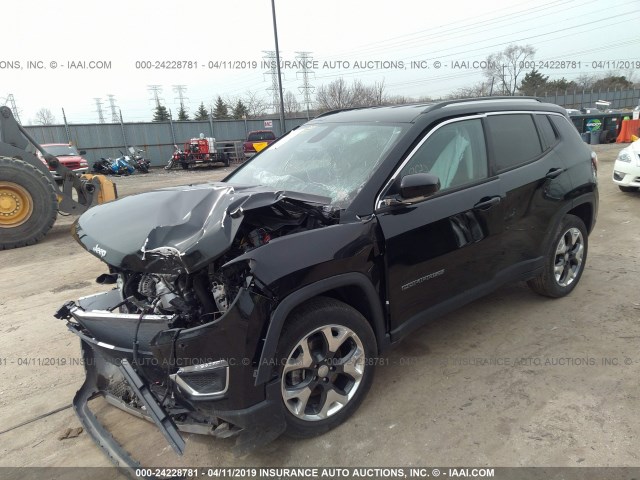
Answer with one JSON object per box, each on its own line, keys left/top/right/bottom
{"left": 0, "top": 157, "right": 58, "bottom": 250}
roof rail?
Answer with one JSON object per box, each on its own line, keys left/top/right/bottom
{"left": 427, "top": 96, "right": 542, "bottom": 112}
{"left": 313, "top": 107, "right": 364, "bottom": 119}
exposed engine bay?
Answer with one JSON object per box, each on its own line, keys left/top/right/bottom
{"left": 105, "top": 198, "right": 339, "bottom": 328}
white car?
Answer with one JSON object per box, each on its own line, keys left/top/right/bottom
{"left": 613, "top": 139, "right": 640, "bottom": 192}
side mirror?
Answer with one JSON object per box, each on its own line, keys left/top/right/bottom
{"left": 399, "top": 173, "right": 440, "bottom": 200}
{"left": 79, "top": 150, "right": 87, "bottom": 155}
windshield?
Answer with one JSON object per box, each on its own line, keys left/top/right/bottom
{"left": 44, "top": 145, "right": 79, "bottom": 156}
{"left": 227, "top": 123, "right": 406, "bottom": 207}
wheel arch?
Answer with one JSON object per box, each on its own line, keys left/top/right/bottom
{"left": 567, "top": 201, "right": 594, "bottom": 233}
{"left": 254, "top": 272, "right": 388, "bottom": 385}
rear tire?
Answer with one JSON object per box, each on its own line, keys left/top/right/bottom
{"left": 276, "top": 297, "right": 377, "bottom": 439}
{"left": 527, "top": 214, "right": 588, "bottom": 298}
{"left": 0, "top": 157, "right": 58, "bottom": 250}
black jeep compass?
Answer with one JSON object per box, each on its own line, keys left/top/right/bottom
{"left": 57, "top": 97, "right": 598, "bottom": 467}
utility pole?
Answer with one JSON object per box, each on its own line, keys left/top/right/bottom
{"left": 5, "top": 94, "right": 21, "bottom": 123}
{"left": 107, "top": 94, "right": 119, "bottom": 122}
{"left": 119, "top": 108, "right": 128, "bottom": 152}
{"left": 296, "top": 51, "right": 315, "bottom": 120}
{"left": 270, "top": 0, "right": 286, "bottom": 135}
{"left": 94, "top": 98, "right": 105, "bottom": 123}
{"left": 148, "top": 85, "right": 163, "bottom": 108}
{"left": 173, "top": 85, "right": 189, "bottom": 117}
{"left": 61, "top": 108, "right": 71, "bottom": 143}
{"left": 263, "top": 51, "right": 281, "bottom": 115}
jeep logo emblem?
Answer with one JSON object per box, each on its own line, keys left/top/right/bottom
{"left": 92, "top": 244, "right": 107, "bottom": 257}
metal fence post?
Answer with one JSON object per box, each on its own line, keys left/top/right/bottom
{"left": 208, "top": 113, "right": 215, "bottom": 139}
{"left": 119, "top": 108, "right": 128, "bottom": 153}
{"left": 62, "top": 108, "right": 71, "bottom": 144}
{"left": 168, "top": 110, "right": 177, "bottom": 145}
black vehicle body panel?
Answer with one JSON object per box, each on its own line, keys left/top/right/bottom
{"left": 57, "top": 98, "right": 598, "bottom": 467}
{"left": 378, "top": 178, "right": 505, "bottom": 329}
{"left": 73, "top": 183, "right": 332, "bottom": 274}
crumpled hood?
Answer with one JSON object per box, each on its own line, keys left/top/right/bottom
{"left": 73, "top": 182, "right": 330, "bottom": 274}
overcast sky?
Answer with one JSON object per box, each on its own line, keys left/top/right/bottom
{"left": 2, "top": 0, "right": 639, "bottom": 124}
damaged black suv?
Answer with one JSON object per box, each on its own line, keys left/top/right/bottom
{"left": 57, "top": 98, "right": 598, "bottom": 466}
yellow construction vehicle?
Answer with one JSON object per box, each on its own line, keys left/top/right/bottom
{"left": 0, "top": 106, "right": 117, "bottom": 249}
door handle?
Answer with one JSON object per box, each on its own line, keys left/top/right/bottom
{"left": 474, "top": 196, "right": 501, "bottom": 210}
{"left": 545, "top": 168, "right": 566, "bottom": 179}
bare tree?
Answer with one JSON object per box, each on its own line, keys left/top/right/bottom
{"left": 316, "top": 78, "right": 389, "bottom": 111}
{"left": 283, "top": 91, "right": 300, "bottom": 117}
{"left": 387, "top": 95, "right": 412, "bottom": 105}
{"left": 34, "top": 108, "right": 56, "bottom": 125}
{"left": 242, "top": 90, "right": 269, "bottom": 118}
{"left": 449, "top": 81, "right": 493, "bottom": 99}
{"left": 316, "top": 78, "right": 354, "bottom": 110}
{"left": 370, "top": 80, "right": 386, "bottom": 105}
{"left": 574, "top": 73, "right": 597, "bottom": 90}
{"left": 483, "top": 44, "right": 536, "bottom": 95}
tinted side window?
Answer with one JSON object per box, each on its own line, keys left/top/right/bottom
{"left": 550, "top": 115, "right": 584, "bottom": 143}
{"left": 487, "top": 114, "right": 542, "bottom": 171}
{"left": 400, "top": 118, "right": 488, "bottom": 191}
{"left": 536, "top": 115, "right": 558, "bottom": 149}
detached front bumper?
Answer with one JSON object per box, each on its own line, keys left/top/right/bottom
{"left": 58, "top": 288, "right": 286, "bottom": 470}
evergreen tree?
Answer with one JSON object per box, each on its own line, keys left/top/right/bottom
{"left": 519, "top": 69, "right": 549, "bottom": 95}
{"left": 194, "top": 102, "right": 209, "bottom": 121}
{"left": 213, "top": 96, "right": 229, "bottom": 119}
{"left": 232, "top": 100, "right": 249, "bottom": 119}
{"left": 546, "top": 78, "right": 578, "bottom": 91}
{"left": 152, "top": 105, "right": 170, "bottom": 122}
{"left": 177, "top": 105, "right": 189, "bottom": 121}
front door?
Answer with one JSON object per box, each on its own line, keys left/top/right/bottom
{"left": 376, "top": 117, "right": 504, "bottom": 336}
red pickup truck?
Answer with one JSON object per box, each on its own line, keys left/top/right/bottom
{"left": 243, "top": 130, "right": 276, "bottom": 159}
{"left": 37, "top": 143, "right": 89, "bottom": 180}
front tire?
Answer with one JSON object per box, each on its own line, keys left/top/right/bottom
{"left": 276, "top": 297, "right": 377, "bottom": 439}
{"left": 618, "top": 185, "right": 638, "bottom": 193}
{"left": 0, "top": 157, "right": 58, "bottom": 250}
{"left": 527, "top": 214, "right": 588, "bottom": 298}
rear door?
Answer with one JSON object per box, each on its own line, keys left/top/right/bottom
{"left": 377, "top": 116, "right": 505, "bottom": 335}
{"left": 485, "top": 112, "right": 573, "bottom": 274}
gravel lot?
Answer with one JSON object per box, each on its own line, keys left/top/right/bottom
{"left": 0, "top": 146, "right": 638, "bottom": 475}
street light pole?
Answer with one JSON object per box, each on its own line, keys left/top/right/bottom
{"left": 271, "top": 0, "right": 286, "bottom": 136}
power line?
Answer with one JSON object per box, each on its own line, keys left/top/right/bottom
{"left": 311, "top": 0, "right": 575, "bottom": 61}
{"left": 263, "top": 51, "right": 282, "bottom": 113}
{"left": 3, "top": 94, "right": 21, "bottom": 123}
{"left": 173, "top": 84, "right": 189, "bottom": 115}
{"left": 93, "top": 98, "right": 105, "bottom": 123}
{"left": 147, "top": 85, "right": 163, "bottom": 109}
{"left": 296, "top": 52, "right": 315, "bottom": 119}
{"left": 106, "top": 94, "right": 119, "bottom": 122}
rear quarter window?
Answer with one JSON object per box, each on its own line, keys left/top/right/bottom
{"left": 535, "top": 115, "right": 559, "bottom": 150}
{"left": 549, "top": 115, "right": 589, "bottom": 148}
{"left": 486, "top": 114, "right": 542, "bottom": 172}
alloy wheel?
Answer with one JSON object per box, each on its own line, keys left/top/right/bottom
{"left": 554, "top": 227, "right": 584, "bottom": 287}
{"left": 281, "top": 325, "right": 366, "bottom": 422}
